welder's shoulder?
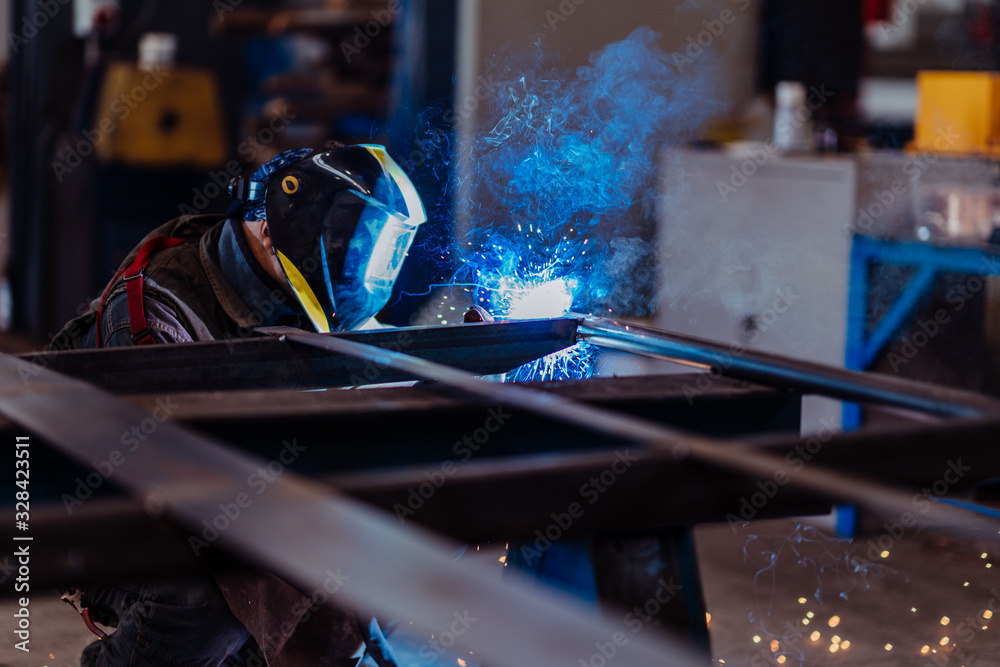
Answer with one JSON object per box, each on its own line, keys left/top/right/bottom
{"left": 99, "top": 288, "right": 194, "bottom": 347}
{"left": 97, "top": 241, "right": 207, "bottom": 347}
{"left": 140, "top": 241, "right": 233, "bottom": 342}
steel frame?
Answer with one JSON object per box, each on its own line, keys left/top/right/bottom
{"left": 3, "top": 317, "right": 1000, "bottom": 665}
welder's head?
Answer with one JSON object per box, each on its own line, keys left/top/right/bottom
{"left": 229, "top": 143, "right": 426, "bottom": 332}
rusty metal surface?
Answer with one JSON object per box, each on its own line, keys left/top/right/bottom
{"left": 12, "top": 413, "right": 1000, "bottom": 587}
{"left": 0, "top": 352, "right": 705, "bottom": 667}
{"left": 15, "top": 319, "right": 578, "bottom": 393}
{"left": 263, "top": 326, "right": 1000, "bottom": 542}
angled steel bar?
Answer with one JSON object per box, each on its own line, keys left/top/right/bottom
{"left": 15, "top": 319, "right": 577, "bottom": 393}
{"left": 860, "top": 265, "right": 938, "bottom": 368}
{"left": 12, "top": 415, "right": 1000, "bottom": 584}
{"left": 577, "top": 315, "right": 1000, "bottom": 419}
{"left": 262, "top": 327, "right": 1000, "bottom": 541}
{"left": 0, "top": 353, "right": 706, "bottom": 667}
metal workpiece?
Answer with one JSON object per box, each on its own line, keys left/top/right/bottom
{"left": 15, "top": 318, "right": 578, "bottom": 393}
{"left": 0, "top": 352, "right": 705, "bottom": 667}
{"left": 12, "top": 415, "right": 1000, "bottom": 585}
{"left": 262, "top": 326, "right": 1000, "bottom": 542}
{"left": 576, "top": 315, "right": 1000, "bottom": 419}
{"left": 4, "top": 375, "right": 800, "bottom": 588}
{"left": 333, "top": 416, "right": 1000, "bottom": 541}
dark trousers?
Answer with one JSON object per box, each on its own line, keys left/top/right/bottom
{"left": 79, "top": 576, "right": 250, "bottom": 667}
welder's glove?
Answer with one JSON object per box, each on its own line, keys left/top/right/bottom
{"left": 463, "top": 305, "right": 494, "bottom": 323}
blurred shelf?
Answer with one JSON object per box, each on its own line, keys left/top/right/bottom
{"left": 210, "top": 7, "right": 385, "bottom": 35}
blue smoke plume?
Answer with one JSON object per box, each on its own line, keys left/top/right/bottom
{"left": 407, "top": 26, "right": 722, "bottom": 379}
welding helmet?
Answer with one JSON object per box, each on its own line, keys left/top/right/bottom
{"left": 229, "top": 144, "right": 426, "bottom": 332}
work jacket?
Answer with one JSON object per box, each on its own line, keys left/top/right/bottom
{"left": 51, "top": 214, "right": 304, "bottom": 349}
{"left": 50, "top": 214, "right": 380, "bottom": 666}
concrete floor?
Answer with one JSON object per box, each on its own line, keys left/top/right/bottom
{"left": 699, "top": 517, "right": 1000, "bottom": 667}
{"left": 3, "top": 516, "right": 999, "bottom": 667}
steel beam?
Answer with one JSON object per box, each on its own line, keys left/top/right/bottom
{"left": 577, "top": 315, "right": 1000, "bottom": 419}
{"left": 12, "top": 416, "right": 1000, "bottom": 584}
{"left": 15, "top": 319, "right": 577, "bottom": 393}
{"left": 0, "top": 352, "right": 706, "bottom": 667}
{"left": 263, "top": 326, "right": 1000, "bottom": 542}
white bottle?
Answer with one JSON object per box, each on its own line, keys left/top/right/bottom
{"left": 774, "top": 81, "right": 814, "bottom": 154}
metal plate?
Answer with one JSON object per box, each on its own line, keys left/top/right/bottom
{"left": 17, "top": 319, "right": 578, "bottom": 393}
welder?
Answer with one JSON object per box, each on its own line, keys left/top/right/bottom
{"left": 50, "top": 142, "right": 426, "bottom": 667}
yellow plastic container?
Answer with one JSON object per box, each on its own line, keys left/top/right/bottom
{"left": 93, "top": 61, "right": 228, "bottom": 168}
{"left": 912, "top": 70, "right": 1000, "bottom": 156}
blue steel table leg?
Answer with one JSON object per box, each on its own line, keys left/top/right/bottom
{"left": 845, "top": 237, "right": 940, "bottom": 430}
{"left": 860, "top": 265, "right": 938, "bottom": 368}
{"left": 843, "top": 238, "right": 870, "bottom": 431}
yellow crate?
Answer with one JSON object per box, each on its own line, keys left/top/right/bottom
{"left": 93, "top": 62, "right": 228, "bottom": 168}
{"left": 912, "top": 70, "right": 1000, "bottom": 156}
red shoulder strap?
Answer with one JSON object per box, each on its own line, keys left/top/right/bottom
{"left": 95, "top": 236, "right": 186, "bottom": 347}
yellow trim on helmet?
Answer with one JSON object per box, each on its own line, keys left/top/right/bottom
{"left": 363, "top": 145, "right": 427, "bottom": 226}
{"left": 276, "top": 250, "right": 331, "bottom": 334}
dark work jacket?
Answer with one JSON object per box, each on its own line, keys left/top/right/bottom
{"left": 50, "top": 214, "right": 297, "bottom": 349}
{"left": 49, "top": 214, "right": 369, "bottom": 666}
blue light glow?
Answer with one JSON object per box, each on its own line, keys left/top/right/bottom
{"left": 407, "top": 26, "right": 721, "bottom": 381}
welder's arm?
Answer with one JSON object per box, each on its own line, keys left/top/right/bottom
{"left": 97, "top": 291, "right": 195, "bottom": 347}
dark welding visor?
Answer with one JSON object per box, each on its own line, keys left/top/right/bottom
{"left": 263, "top": 144, "right": 426, "bottom": 332}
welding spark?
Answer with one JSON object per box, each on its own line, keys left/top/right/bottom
{"left": 472, "top": 273, "right": 597, "bottom": 382}
{"left": 506, "top": 278, "right": 576, "bottom": 319}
